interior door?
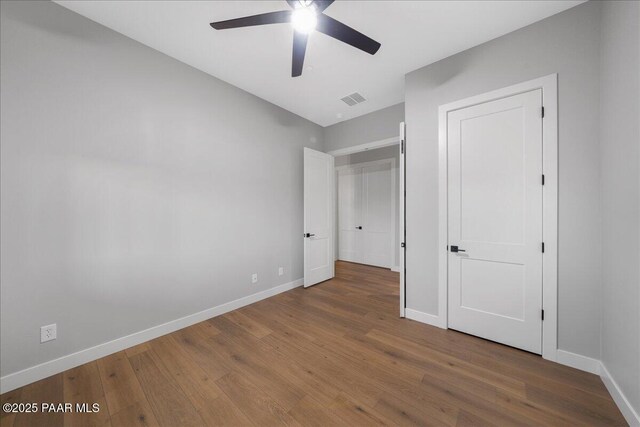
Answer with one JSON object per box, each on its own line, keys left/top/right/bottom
{"left": 361, "top": 162, "right": 392, "bottom": 268}
{"left": 447, "top": 89, "right": 543, "bottom": 354}
{"left": 338, "top": 167, "right": 362, "bottom": 263}
{"left": 304, "top": 147, "right": 335, "bottom": 287}
{"left": 337, "top": 161, "right": 393, "bottom": 269}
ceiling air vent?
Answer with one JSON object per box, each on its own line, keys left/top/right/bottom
{"left": 340, "top": 92, "right": 367, "bottom": 107}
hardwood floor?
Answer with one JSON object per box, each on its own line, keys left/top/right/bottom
{"left": 1, "top": 261, "right": 626, "bottom": 426}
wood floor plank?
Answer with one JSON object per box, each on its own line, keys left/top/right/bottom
{"left": 367, "top": 328, "right": 527, "bottom": 397}
{"left": 420, "top": 371, "right": 539, "bottom": 427}
{"left": 215, "top": 371, "right": 300, "bottom": 426}
{"left": 456, "top": 409, "right": 498, "bottom": 427}
{"left": 0, "top": 261, "right": 627, "bottom": 426}
{"left": 62, "top": 362, "right": 111, "bottom": 427}
{"left": 206, "top": 317, "right": 307, "bottom": 411}
{"left": 97, "top": 351, "right": 148, "bottom": 416}
{"left": 287, "top": 395, "right": 345, "bottom": 427}
{"left": 147, "top": 335, "right": 223, "bottom": 405}
{"left": 326, "top": 393, "right": 390, "bottom": 426}
{"left": 261, "top": 331, "right": 385, "bottom": 409}
{"left": 170, "top": 324, "right": 232, "bottom": 381}
{"left": 12, "top": 374, "right": 64, "bottom": 427}
{"left": 0, "top": 386, "right": 22, "bottom": 427}
{"left": 145, "top": 333, "right": 254, "bottom": 426}
{"left": 305, "top": 332, "right": 461, "bottom": 423}
{"left": 373, "top": 392, "right": 455, "bottom": 427}
{"left": 128, "top": 351, "right": 205, "bottom": 427}
{"left": 124, "top": 342, "right": 152, "bottom": 359}
{"left": 109, "top": 401, "right": 159, "bottom": 427}
{"left": 224, "top": 310, "right": 273, "bottom": 338}
{"left": 192, "top": 394, "right": 254, "bottom": 427}
{"left": 521, "top": 383, "right": 626, "bottom": 425}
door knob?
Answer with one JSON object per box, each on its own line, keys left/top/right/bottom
{"left": 356, "top": 226, "right": 363, "bottom": 230}
{"left": 450, "top": 245, "right": 466, "bottom": 253}
{"left": 304, "top": 233, "right": 315, "bottom": 238}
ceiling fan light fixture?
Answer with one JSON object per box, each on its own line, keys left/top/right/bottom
{"left": 291, "top": 6, "right": 317, "bottom": 34}
{"left": 210, "top": 0, "right": 381, "bottom": 77}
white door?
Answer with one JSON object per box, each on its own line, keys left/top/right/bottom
{"left": 338, "top": 167, "right": 362, "bottom": 264}
{"left": 337, "top": 161, "right": 393, "bottom": 269}
{"left": 447, "top": 89, "right": 543, "bottom": 354}
{"left": 304, "top": 147, "right": 334, "bottom": 287}
{"left": 361, "top": 162, "right": 392, "bottom": 268}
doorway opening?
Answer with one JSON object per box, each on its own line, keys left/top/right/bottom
{"left": 335, "top": 148, "right": 399, "bottom": 270}
{"left": 328, "top": 137, "right": 405, "bottom": 317}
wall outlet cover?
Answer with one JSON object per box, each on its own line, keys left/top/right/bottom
{"left": 40, "top": 324, "right": 57, "bottom": 343}
{"left": 251, "top": 273, "right": 258, "bottom": 284}
{"left": 278, "top": 267, "right": 284, "bottom": 276}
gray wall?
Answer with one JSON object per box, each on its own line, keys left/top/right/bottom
{"left": 335, "top": 146, "right": 400, "bottom": 268}
{"left": 405, "top": 1, "right": 602, "bottom": 358}
{"left": 325, "top": 103, "right": 404, "bottom": 153}
{"left": 0, "top": 1, "right": 323, "bottom": 377}
{"left": 599, "top": 0, "right": 640, "bottom": 415}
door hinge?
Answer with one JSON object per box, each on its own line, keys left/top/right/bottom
{"left": 401, "top": 242, "right": 405, "bottom": 248}
{"left": 541, "top": 106, "right": 545, "bottom": 118}
{"left": 542, "top": 174, "right": 545, "bottom": 185}
{"left": 542, "top": 242, "right": 545, "bottom": 253}
{"left": 541, "top": 309, "right": 545, "bottom": 321}
{"left": 401, "top": 141, "right": 404, "bottom": 154}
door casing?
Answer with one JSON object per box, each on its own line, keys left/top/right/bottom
{"left": 437, "top": 74, "right": 558, "bottom": 361}
{"left": 399, "top": 122, "right": 406, "bottom": 318}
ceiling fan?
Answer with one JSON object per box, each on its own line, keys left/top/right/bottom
{"left": 210, "top": 0, "right": 381, "bottom": 77}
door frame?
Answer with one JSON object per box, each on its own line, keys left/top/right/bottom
{"left": 437, "top": 74, "right": 558, "bottom": 361}
{"left": 336, "top": 158, "right": 396, "bottom": 270}
{"left": 326, "top": 136, "right": 399, "bottom": 157}
{"left": 399, "top": 122, "right": 406, "bottom": 318}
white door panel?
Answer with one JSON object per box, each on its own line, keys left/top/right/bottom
{"left": 447, "top": 89, "right": 543, "bottom": 354}
{"left": 362, "top": 163, "right": 392, "bottom": 268}
{"left": 338, "top": 167, "right": 362, "bottom": 263}
{"left": 337, "top": 161, "right": 393, "bottom": 269}
{"left": 304, "top": 148, "right": 334, "bottom": 287}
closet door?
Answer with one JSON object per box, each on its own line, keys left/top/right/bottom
{"left": 446, "top": 89, "right": 543, "bottom": 353}
{"left": 361, "top": 162, "right": 393, "bottom": 268}
{"left": 338, "top": 167, "right": 363, "bottom": 263}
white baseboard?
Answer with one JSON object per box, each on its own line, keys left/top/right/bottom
{"left": 0, "top": 278, "right": 303, "bottom": 394}
{"left": 390, "top": 266, "right": 401, "bottom": 272}
{"left": 600, "top": 362, "right": 640, "bottom": 426}
{"left": 555, "top": 350, "right": 601, "bottom": 375}
{"left": 405, "top": 308, "right": 446, "bottom": 329}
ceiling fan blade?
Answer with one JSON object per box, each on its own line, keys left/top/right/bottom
{"left": 316, "top": 14, "right": 381, "bottom": 55}
{"left": 210, "top": 10, "right": 291, "bottom": 30}
{"left": 314, "top": 0, "right": 335, "bottom": 12}
{"left": 292, "top": 31, "right": 309, "bottom": 77}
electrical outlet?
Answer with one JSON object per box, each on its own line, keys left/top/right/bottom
{"left": 251, "top": 273, "right": 258, "bottom": 284}
{"left": 278, "top": 267, "right": 284, "bottom": 276}
{"left": 40, "top": 324, "right": 57, "bottom": 343}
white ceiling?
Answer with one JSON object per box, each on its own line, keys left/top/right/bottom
{"left": 56, "top": 0, "right": 582, "bottom": 126}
